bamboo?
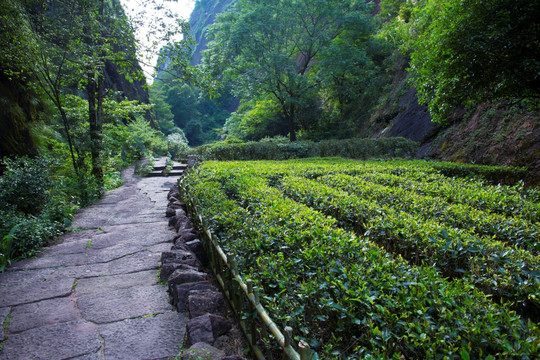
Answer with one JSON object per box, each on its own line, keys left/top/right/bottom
{"left": 298, "top": 341, "right": 311, "bottom": 360}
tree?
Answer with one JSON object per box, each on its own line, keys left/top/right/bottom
{"left": 316, "top": 9, "right": 389, "bottom": 125}
{"left": 150, "top": 86, "right": 176, "bottom": 134}
{"left": 205, "top": 0, "right": 373, "bottom": 141}
{"left": 23, "top": 0, "right": 151, "bottom": 183}
{"left": 409, "top": 0, "right": 540, "bottom": 122}
{"left": 224, "top": 98, "right": 288, "bottom": 141}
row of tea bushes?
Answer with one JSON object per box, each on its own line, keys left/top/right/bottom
{"left": 191, "top": 138, "right": 419, "bottom": 161}
{"left": 184, "top": 160, "right": 540, "bottom": 358}
{"left": 316, "top": 173, "right": 539, "bottom": 253}
{"left": 277, "top": 175, "right": 540, "bottom": 320}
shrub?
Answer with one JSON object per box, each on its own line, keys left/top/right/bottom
{"left": 0, "top": 156, "right": 52, "bottom": 214}
{"left": 167, "top": 133, "right": 190, "bottom": 160}
{"left": 191, "top": 137, "right": 419, "bottom": 161}
{"left": 0, "top": 210, "right": 62, "bottom": 259}
{"left": 0, "top": 156, "right": 68, "bottom": 267}
{"left": 183, "top": 160, "right": 540, "bottom": 358}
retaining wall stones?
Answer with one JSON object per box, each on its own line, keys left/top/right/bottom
{"left": 163, "top": 185, "right": 249, "bottom": 360}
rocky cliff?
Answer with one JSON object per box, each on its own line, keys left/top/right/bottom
{"left": 371, "top": 67, "right": 540, "bottom": 184}
{"left": 189, "top": 0, "right": 235, "bottom": 65}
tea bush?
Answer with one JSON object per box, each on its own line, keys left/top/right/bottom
{"left": 191, "top": 137, "right": 419, "bottom": 161}
{"left": 183, "top": 158, "right": 539, "bottom": 358}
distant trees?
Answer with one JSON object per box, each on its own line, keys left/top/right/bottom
{"left": 200, "top": 0, "right": 540, "bottom": 139}
{"left": 204, "top": 0, "right": 384, "bottom": 141}
{"left": 23, "top": 0, "right": 149, "bottom": 182}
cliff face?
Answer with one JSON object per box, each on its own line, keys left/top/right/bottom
{"left": 372, "top": 68, "right": 540, "bottom": 183}
{"left": 189, "top": 0, "right": 235, "bottom": 65}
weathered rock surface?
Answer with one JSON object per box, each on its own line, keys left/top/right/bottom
{"left": 187, "top": 314, "right": 214, "bottom": 344}
{"left": 182, "top": 342, "right": 225, "bottom": 360}
{"left": 8, "top": 296, "right": 79, "bottom": 333}
{"left": 0, "top": 320, "right": 101, "bottom": 360}
{"left": 160, "top": 263, "right": 200, "bottom": 283}
{"left": 0, "top": 276, "right": 74, "bottom": 307}
{"left": 175, "top": 230, "right": 199, "bottom": 243}
{"left": 188, "top": 290, "right": 227, "bottom": 318}
{"left": 75, "top": 270, "right": 157, "bottom": 296}
{"left": 161, "top": 250, "right": 197, "bottom": 264}
{"left": 168, "top": 269, "right": 208, "bottom": 286}
{"left": 166, "top": 206, "right": 176, "bottom": 217}
{"left": 187, "top": 314, "right": 232, "bottom": 346}
{"left": 100, "top": 312, "right": 187, "bottom": 360}
{"left": 186, "top": 239, "right": 208, "bottom": 265}
{"left": 78, "top": 285, "right": 171, "bottom": 324}
{"left": 171, "top": 282, "right": 218, "bottom": 310}
{"left": 0, "top": 164, "right": 187, "bottom": 360}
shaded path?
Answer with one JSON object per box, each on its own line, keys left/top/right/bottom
{"left": 0, "top": 166, "right": 186, "bottom": 360}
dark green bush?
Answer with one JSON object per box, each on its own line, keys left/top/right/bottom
{"left": 0, "top": 210, "right": 61, "bottom": 259}
{"left": 0, "top": 157, "right": 52, "bottom": 214}
{"left": 0, "top": 156, "right": 68, "bottom": 268}
{"left": 191, "top": 137, "right": 419, "bottom": 161}
{"left": 183, "top": 161, "right": 540, "bottom": 358}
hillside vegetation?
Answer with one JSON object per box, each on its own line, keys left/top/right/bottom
{"left": 0, "top": 0, "right": 184, "bottom": 269}
{"left": 150, "top": 0, "right": 539, "bottom": 180}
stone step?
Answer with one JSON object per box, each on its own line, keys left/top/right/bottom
{"left": 146, "top": 159, "right": 187, "bottom": 177}
{"left": 152, "top": 164, "right": 186, "bottom": 171}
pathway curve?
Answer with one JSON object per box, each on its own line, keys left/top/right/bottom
{"left": 0, "top": 165, "right": 186, "bottom": 360}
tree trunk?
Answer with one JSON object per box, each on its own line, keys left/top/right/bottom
{"left": 58, "top": 106, "right": 79, "bottom": 177}
{"left": 288, "top": 103, "right": 297, "bottom": 142}
{"left": 87, "top": 0, "right": 105, "bottom": 184}
{"left": 87, "top": 75, "right": 103, "bottom": 183}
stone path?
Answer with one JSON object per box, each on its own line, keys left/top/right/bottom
{"left": 0, "top": 166, "right": 186, "bottom": 360}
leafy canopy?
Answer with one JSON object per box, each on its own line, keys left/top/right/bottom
{"left": 204, "top": 0, "right": 378, "bottom": 141}
{"left": 409, "top": 0, "right": 540, "bottom": 122}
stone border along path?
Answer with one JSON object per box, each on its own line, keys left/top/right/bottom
{"left": 0, "top": 160, "right": 248, "bottom": 360}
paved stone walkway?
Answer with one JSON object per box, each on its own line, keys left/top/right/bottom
{"left": 0, "top": 166, "right": 186, "bottom": 360}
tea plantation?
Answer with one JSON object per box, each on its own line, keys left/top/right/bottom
{"left": 183, "top": 158, "right": 540, "bottom": 359}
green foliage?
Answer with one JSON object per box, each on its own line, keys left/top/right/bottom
{"left": 123, "top": 117, "right": 167, "bottom": 160}
{"left": 224, "top": 99, "right": 288, "bottom": 141}
{"left": 379, "top": 0, "right": 408, "bottom": 21}
{"left": 167, "top": 133, "right": 189, "bottom": 160}
{"left": 192, "top": 137, "right": 418, "bottom": 161}
{"left": 0, "top": 157, "right": 69, "bottom": 265}
{"left": 0, "top": 0, "right": 42, "bottom": 158}
{"left": 183, "top": 159, "right": 539, "bottom": 358}
{"left": 0, "top": 225, "right": 19, "bottom": 272}
{"left": 0, "top": 157, "right": 52, "bottom": 214}
{"left": 0, "top": 0, "right": 172, "bottom": 270}
{"left": 150, "top": 78, "right": 231, "bottom": 145}
{"left": 409, "top": 0, "right": 540, "bottom": 122}
{"left": 150, "top": 86, "right": 176, "bottom": 135}
{"left": 279, "top": 173, "right": 540, "bottom": 319}
{"left": 205, "top": 0, "right": 382, "bottom": 141}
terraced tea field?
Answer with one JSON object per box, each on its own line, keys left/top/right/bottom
{"left": 182, "top": 158, "right": 540, "bottom": 359}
